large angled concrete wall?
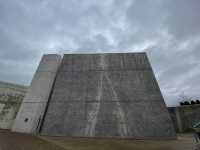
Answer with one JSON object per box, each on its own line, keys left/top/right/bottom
{"left": 41, "top": 53, "right": 176, "bottom": 139}
{"left": 0, "top": 81, "right": 27, "bottom": 129}
{"left": 12, "top": 54, "right": 61, "bottom": 133}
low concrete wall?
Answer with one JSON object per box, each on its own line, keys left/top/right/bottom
{"left": 168, "top": 105, "right": 200, "bottom": 132}
{"left": 0, "top": 81, "right": 27, "bottom": 129}
{"left": 12, "top": 54, "right": 62, "bottom": 133}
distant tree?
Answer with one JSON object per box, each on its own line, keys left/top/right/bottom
{"left": 178, "top": 92, "right": 193, "bottom": 106}
{"left": 196, "top": 100, "right": 200, "bottom": 104}
{"left": 191, "top": 100, "right": 196, "bottom": 105}
{"left": 184, "top": 101, "right": 190, "bottom": 105}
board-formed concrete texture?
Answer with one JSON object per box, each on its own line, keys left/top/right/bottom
{"left": 12, "top": 54, "right": 62, "bottom": 133}
{"left": 0, "top": 81, "right": 27, "bottom": 129}
{"left": 41, "top": 53, "right": 176, "bottom": 139}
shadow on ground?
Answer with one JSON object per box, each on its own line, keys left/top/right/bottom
{"left": 0, "top": 130, "right": 196, "bottom": 150}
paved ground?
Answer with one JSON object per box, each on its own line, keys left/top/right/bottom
{"left": 0, "top": 130, "right": 65, "bottom": 150}
{"left": 41, "top": 134, "right": 195, "bottom": 150}
{"left": 0, "top": 129, "right": 196, "bottom": 150}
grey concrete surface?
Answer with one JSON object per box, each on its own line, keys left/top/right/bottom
{"left": 169, "top": 105, "right": 200, "bottom": 132}
{"left": 168, "top": 107, "right": 179, "bottom": 132}
{"left": 41, "top": 53, "right": 176, "bottom": 139}
{"left": 12, "top": 54, "right": 62, "bottom": 133}
{"left": 0, "top": 81, "right": 27, "bottom": 129}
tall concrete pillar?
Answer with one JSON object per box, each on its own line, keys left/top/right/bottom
{"left": 12, "top": 54, "right": 62, "bottom": 133}
{"left": 175, "top": 107, "right": 183, "bottom": 132}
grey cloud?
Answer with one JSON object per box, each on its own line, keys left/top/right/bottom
{"left": 147, "top": 37, "right": 200, "bottom": 106}
{"left": 165, "top": 0, "right": 200, "bottom": 40}
{"left": 0, "top": 0, "right": 199, "bottom": 106}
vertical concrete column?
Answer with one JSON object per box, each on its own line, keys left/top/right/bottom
{"left": 12, "top": 54, "right": 62, "bottom": 133}
{"left": 175, "top": 107, "right": 184, "bottom": 132}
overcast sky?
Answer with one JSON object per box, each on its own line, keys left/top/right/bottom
{"left": 0, "top": 0, "right": 200, "bottom": 106}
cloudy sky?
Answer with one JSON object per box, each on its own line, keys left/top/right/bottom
{"left": 0, "top": 0, "right": 200, "bottom": 106}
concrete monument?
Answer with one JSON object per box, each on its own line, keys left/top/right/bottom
{"left": 38, "top": 53, "right": 176, "bottom": 139}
